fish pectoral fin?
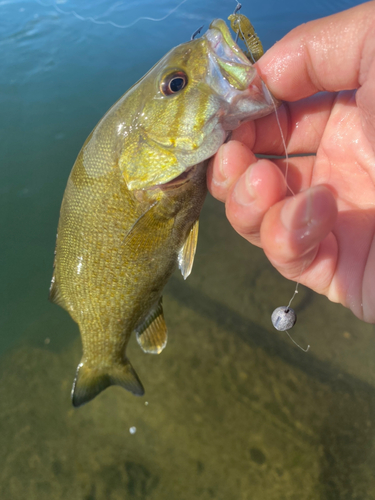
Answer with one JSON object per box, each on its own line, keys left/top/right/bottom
{"left": 123, "top": 201, "right": 174, "bottom": 252}
{"left": 178, "top": 219, "right": 199, "bottom": 280}
{"left": 71, "top": 358, "right": 144, "bottom": 408}
{"left": 136, "top": 298, "right": 168, "bottom": 354}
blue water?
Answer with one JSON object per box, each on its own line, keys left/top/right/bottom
{"left": 0, "top": 0, "right": 362, "bottom": 354}
{"left": 1, "top": 1, "right": 373, "bottom": 499}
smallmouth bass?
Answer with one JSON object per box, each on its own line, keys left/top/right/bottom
{"left": 50, "top": 19, "right": 276, "bottom": 407}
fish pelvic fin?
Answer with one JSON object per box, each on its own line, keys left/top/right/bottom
{"left": 71, "top": 358, "right": 144, "bottom": 408}
{"left": 178, "top": 219, "right": 199, "bottom": 280}
{"left": 136, "top": 297, "right": 168, "bottom": 354}
{"left": 49, "top": 274, "right": 68, "bottom": 310}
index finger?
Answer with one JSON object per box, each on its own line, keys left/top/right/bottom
{"left": 256, "top": 1, "right": 375, "bottom": 101}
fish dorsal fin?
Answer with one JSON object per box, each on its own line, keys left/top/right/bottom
{"left": 136, "top": 298, "right": 168, "bottom": 354}
{"left": 71, "top": 357, "right": 144, "bottom": 407}
{"left": 178, "top": 219, "right": 199, "bottom": 280}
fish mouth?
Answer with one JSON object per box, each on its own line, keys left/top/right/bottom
{"left": 204, "top": 19, "right": 256, "bottom": 91}
{"left": 207, "top": 19, "right": 251, "bottom": 66}
{"left": 203, "top": 19, "right": 279, "bottom": 126}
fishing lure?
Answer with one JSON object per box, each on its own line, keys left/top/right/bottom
{"left": 228, "top": 12, "right": 264, "bottom": 62}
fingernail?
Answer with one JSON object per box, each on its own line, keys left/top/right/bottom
{"left": 281, "top": 187, "right": 321, "bottom": 231}
{"left": 232, "top": 167, "right": 256, "bottom": 206}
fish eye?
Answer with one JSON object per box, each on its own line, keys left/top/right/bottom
{"left": 160, "top": 71, "right": 188, "bottom": 96}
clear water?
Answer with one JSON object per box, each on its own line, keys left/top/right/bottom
{"left": 1, "top": 0, "right": 374, "bottom": 498}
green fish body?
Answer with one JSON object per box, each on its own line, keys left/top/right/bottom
{"left": 50, "top": 19, "right": 276, "bottom": 407}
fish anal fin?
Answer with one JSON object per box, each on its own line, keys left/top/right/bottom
{"left": 178, "top": 219, "right": 199, "bottom": 280}
{"left": 136, "top": 298, "right": 168, "bottom": 354}
{"left": 71, "top": 358, "right": 144, "bottom": 408}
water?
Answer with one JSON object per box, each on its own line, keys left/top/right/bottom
{"left": 1, "top": 0, "right": 373, "bottom": 498}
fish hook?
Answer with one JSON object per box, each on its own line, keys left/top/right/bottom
{"left": 233, "top": 2, "right": 242, "bottom": 15}
{"left": 191, "top": 25, "right": 204, "bottom": 40}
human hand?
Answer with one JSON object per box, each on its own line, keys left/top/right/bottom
{"left": 207, "top": 2, "right": 375, "bottom": 322}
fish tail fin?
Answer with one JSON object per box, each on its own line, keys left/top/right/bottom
{"left": 71, "top": 358, "right": 144, "bottom": 408}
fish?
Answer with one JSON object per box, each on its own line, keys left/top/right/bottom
{"left": 50, "top": 19, "right": 276, "bottom": 407}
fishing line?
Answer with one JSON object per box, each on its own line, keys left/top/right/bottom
{"left": 35, "top": 0, "right": 189, "bottom": 30}
{"left": 270, "top": 260, "right": 310, "bottom": 352}
{"left": 264, "top": 90, "right": 309, "bottom": 350}
{"left": 262, "top": 85, "right": 295, "bottom": 197}
{"left": 266, "top": 158, "right": 310, "bottom": 351}
{"left": 285, "top": 331, "right": 310, "bottom": 352}
{"left": 233, "top": 2, "right": 309, "bottom": 352}
{"left": 233, "top": 3, "right": 294, "bottom": 196}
